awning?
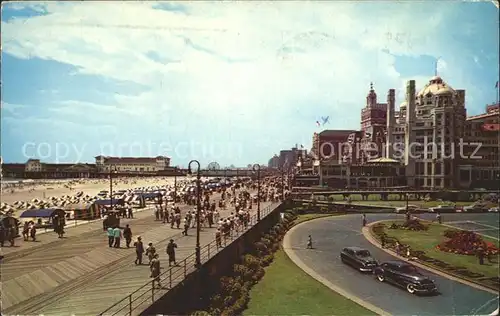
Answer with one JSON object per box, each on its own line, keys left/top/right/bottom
{"left": 20, "top": 208, "right": 64, "bottom": 218}
{"left": 94, "top": 199, "right": 124, "bottom": 206}
{"left": 63, "top": 203, "right": 93, "bottom": 210}
{"left": 124, "top": 195, "right": 138, "bottom": 203}
{"left": 140, "top": 193, "right": 161, "bottom": 199}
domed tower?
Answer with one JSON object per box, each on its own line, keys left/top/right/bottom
{"left": 410, "top": 76, "right": 466, "bottom": 189}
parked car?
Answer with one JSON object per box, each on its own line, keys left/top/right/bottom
{"left": 429, "top": 205, "right": 456, "bottom": 213}
{"left": 340, "top": 247, "right": 378, "bottom": 272}
{"left": 488, "top": 207, "right": 499, "bottom": 213}
{"left": 395, "top": 205, "right": 419, "bottom": 214}
{"left": 373, "top": 260, "right": 438, "bottom": 294}
{"left": 462, "top": 205, "right": 488, "bottom": 213}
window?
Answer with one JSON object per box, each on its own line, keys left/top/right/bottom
{"left": 398, "top": 265, "right": 418, "bottom": 274}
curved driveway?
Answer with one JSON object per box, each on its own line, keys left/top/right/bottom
{"left": 286, "top": 214, "right": 499, "bottom": 316}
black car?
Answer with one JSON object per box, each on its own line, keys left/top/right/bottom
{"left": 373, "top": 260, "right": 438, "bottom": 294}
{"left": 340, "top": 247, "right": 378, "bottom": 272}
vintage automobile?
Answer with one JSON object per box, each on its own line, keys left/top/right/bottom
{"left": 340, "top": 247, "right": 378, "bottom": 272}
{"left": 373, "top": 260, "right": 438, "bottom": 294}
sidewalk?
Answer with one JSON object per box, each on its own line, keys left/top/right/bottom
{"left": 36, "top": 201, "right": 275, "bottom": 315}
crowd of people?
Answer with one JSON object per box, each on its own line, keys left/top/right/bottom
{"left": 99, "top": 176, "right": 287, "bottom": 288}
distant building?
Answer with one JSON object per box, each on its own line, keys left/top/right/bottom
{"left": 460, "top": 103, "right": 500, "bottom": 188}
{"left": 268, "top": 155, "right": 279, "bottom": 168}
{"left": 95, "top": 156, "right": 171, "bottom": 173}
{"left": 279, "top": 150, "right": 293, "bottom": 168}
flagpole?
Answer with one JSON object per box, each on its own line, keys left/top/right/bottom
{"left": 496, "top": 81, "right": 499, "bottom": 105}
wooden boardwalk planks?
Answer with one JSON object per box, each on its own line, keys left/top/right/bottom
{"left": 2, "top": 192, "right": 276, "bottom": 315}
{"left": 37, "top": 201, "right": 277, "bottom": 316}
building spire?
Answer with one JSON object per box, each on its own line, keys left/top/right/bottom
{"left": 370, "top": 82, "right": 374, "bottom": 91}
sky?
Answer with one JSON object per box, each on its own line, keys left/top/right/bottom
{"left": 1, "top": 1, "right": 499, "bottom": 167}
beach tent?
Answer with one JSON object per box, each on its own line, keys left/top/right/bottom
{"left": 20, "top": 208, "right": 66, "bottom": 218}
{"left": 63, "top": 203, "right": 100, "bottom": 220}
{"left": 140, "top": 193, "right": 162, "bottom": 200}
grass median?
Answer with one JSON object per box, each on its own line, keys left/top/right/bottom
{"left": 244, "top": 213, "right": 375, "bottom": 316}
{"left": 381, "top": 221, "right": 499, "bottom": 279}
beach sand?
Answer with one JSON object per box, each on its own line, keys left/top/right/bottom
{"left": 1, "top": 176, "right": 189, "bottom": 217}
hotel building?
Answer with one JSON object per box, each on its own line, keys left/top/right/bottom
{"left": 297, "top": 76, "right": 499, "bottom": 189}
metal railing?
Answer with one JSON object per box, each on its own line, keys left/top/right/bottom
{"left": 99, "top": 202, "right": 280, "bottom": 316}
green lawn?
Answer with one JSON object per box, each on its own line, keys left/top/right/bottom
{"left": 382, "top": 221, "right": 500, "bottom": 278}
{"left": 244, "top": 250, "right": 375, "bottom": 316}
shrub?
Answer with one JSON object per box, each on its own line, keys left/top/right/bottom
{"left": 254, "top": 241, "right": 269, "bottom": 256}
{"left": 388, "top": 219, "right": 428, "bottom": 231}
{"left": 403, "top": 219, "right": 428, "bottom": 231}
{"left": 191, "top": 311, "right": 211, "bottom": 316}
{"left": 261, "top": 253, "right": 275, "bottom": 266}
{"left": 389, "top": 223, "right": 401, "bottom": 229}
{"left": 198, "top": 208, "right": 298, "bottom": 316}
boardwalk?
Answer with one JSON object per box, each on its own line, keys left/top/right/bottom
{"left": 1, "top": 192, "right": 275, "bottom": 315}
{"left": 41, "top": 201, "right": 276, "bottom": 316}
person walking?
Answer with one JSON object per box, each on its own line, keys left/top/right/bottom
{"left": 166, "top": 239, "right": 177, "bottom": 267}
{"left": 134, "top": 236, "right": 144, "bottom": 265}
{"left": 306, "top": 235, "right": 313, "bottom": 249}
{"left": 107, "top": 226, "right": 114, "bottom": 247}
{"left": 150, "top": 254, "right": 162, "bottom": 288}
{"left": 123, "top": 224, "right": 132, "bottom": 248}
{"left": 113, "top": 226, "right": 121, "bottom": 248}
{"left": 146, "top": 242, "right": 156, "bottom": 264}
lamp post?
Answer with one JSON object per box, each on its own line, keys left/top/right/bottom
{"left": 188, "top": 160, "right": 202, "bottom": 268}
{"left": 252, "top": 164, "right": 261, "bottom": 221}
{"left": 174, "top": 166, "right": 177, "bottom": 203}
{"left": 405, "top": 193, "right": 409, "bottom": 210}
{"left": 280, "top": 167, "right": 285, "bottom": 201}
{"left": 109, "top": 165, "right": 117, "bottom": 209}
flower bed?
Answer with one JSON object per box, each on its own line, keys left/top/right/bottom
{"left": 436, "top": 230, "right": 499, "bottom": 256}
{"left": 388, "top": 219, "right": 428, "bottom": 231}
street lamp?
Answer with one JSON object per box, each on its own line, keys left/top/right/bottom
{"left": 109, "top": 165, "right": 117, "bottom": 209}
{"left": 252, "top": 164, "right": 261, "bottom": 221}
{"left": 280, "top": 167, "right": 285, "bottom": 201}
{"left": 188, "top": 160, "right": 202, "bottom": 268}
{"left": 174, "top": 166, "right": 178, "bottom": 203}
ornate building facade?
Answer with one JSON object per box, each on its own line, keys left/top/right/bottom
{"left": 303, "top": 76, "right": 499, "bottom": 189}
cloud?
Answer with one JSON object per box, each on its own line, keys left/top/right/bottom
{"left": 1, "top": 102, "right": 27, "bottom": 115}
{"left": 1, "top": 1, "right": 498, "bottom": 164}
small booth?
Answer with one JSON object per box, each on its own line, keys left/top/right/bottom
{"left": 1, "top": 214, "right": 21, "bottom": 237}
{"left": 94, "top": 198, "right": 124, "bottom": 209}
{"left": 64, "top": 203, "right": 100, "bottom": 220}
{"left": 19, "top": 208, "right": 66, "bottom": 229}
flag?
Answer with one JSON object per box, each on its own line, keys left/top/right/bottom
{"left": 496, "top": 81, "right": 499, "bottom": 88}
{"left": 316, "top": 121, "right": 321, "bottom": 127}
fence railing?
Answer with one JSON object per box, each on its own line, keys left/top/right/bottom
{"left": 98, "top": 202, "right": 281, "bottom": 316}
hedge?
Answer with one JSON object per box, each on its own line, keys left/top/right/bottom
{"left": 190, "top": 209, "right": 299, "bottom": 316}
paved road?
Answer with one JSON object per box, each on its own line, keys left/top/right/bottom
{"left": 287, "top": 214, "right": 499, "bottom": 316}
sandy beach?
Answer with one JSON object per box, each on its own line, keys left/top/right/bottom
{"left": 1, "top": 176, "right": 189, "bottom": 218}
